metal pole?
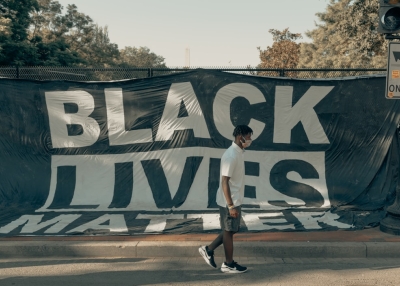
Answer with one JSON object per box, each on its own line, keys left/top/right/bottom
{"left": 381, "top": 124, "right": 400, "bottom": 235}
{"left": 16, "top": 65, "right": 19, "bottom": 79}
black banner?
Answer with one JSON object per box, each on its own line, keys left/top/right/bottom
{"left": 0, "top": 69, "right": 399, "bottom": 235}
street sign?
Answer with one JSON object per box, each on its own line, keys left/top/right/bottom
{"left": 386, "top": 42, "right": 400, "bottom": 99}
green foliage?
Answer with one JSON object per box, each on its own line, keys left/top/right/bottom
{"left": 257, "top": 28, "right": 302, "bottom": 76}
{"left": 299, "top": 0, "right": 387, "bottom": 68}
{"left": 0, "top": 0, "right": 166, "bottom": 68}
{"left": 0, "top": 0, "right": 84, "bottom": 65}
{"left": 0, "top": 0, "right": 39, "bottom": 65}
{"left": 117, "top": 46, "right": 166, "bottom": 67}
{"left": 30, "top": 0, "right": 117, "bottom": 66}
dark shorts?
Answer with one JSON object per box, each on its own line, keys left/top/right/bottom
{"left": 219, "top": 206, "right": 242, "bottom": 232}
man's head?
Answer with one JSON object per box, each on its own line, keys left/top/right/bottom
{"left": 233, "top": 125, "right": 253, "bottom": 149}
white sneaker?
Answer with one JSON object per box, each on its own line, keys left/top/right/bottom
{"left": 198, "top": 246, "right": 217, "bottom": 269}
{"left": 221, "top": 261, "right": 247, "bottom": 273}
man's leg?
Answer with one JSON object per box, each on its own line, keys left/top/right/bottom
{"left": 202, "top": 230, "right": 236, "bottom": 266}
{"left": 206, "top": 230, "right": 235, "bottom": 262}
{"left": 199, "top": 231, "right": 223, "bottom": 269}
{"left": 219, "top": 206, "right": 247, "bottom": 273}
{"left": 220, "top": 228, "right": 247, "bottom": 273}
{"left": 208, "top": 231, "right": 223, "bottom": 251}
{"left": 223, "top": 230, "right": 235, "bottom": 264}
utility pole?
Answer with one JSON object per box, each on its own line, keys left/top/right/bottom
{"left": 185, "top": 47, "right": 190, "bottom": 68}
{"left": 378, "top": 0, "right": 400, "bottom": 235}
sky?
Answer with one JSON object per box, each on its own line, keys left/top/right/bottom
{"left": 56, "top": 0, "right": 331, "bottom": 67}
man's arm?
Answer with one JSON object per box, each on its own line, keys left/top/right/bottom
{"left": 221, "top": 176, "right": 239, "bottom": 218}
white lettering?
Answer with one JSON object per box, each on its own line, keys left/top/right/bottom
{"left": 45, "top": 91, "right": 100, "bottom": 148}
{"left": 67, "top": 214, "right": 128, "bottom": 233}
{"left": 187, "top": 214, "right": 220, "bottom": 230}
{"left": 243, "top": 150, "right": 330, "bottom": 209}
{"left": 242, "top": 212, "right": 295, "bottom": 231}
{"left": 0, "top": 214, "right": 81, "bottom": 234}
{"left": 136, "top": 214, "right": 184, "bottom": 233}
{"left": 104, "top": 88, "right": 153, "bottom": 145}
{"left": 273, "top": 86, "right": 333, "bottom": 144}
{"left": 213, "top": 83, "right": 265, "bottom": 140}
{"left": 37, "top": 149, "right": 330, "bottom": 212}
{"left": 291, "top": 211, "right": 353, "bottom": 229}
{"left": 156, "top": 82, "right": 210, "bottom": 141}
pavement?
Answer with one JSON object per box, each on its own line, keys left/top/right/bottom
{"left": 1, "top": 257, "right": 400, "bottom": 285}
{"left": 1, "top": 227, "right": 400, "bottom": 259}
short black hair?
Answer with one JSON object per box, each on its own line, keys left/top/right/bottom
{"left": 233, "top": 125, "right": 253, "bottom": 137}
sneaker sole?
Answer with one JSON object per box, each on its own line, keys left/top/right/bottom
{"left": 221, "top": 267, "right": 247, "bottom": 273}
{"left": 198, "top": 247, "right": 217, "bottom": 269}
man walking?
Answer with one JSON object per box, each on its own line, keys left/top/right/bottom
{"left": 199, "top": 125, "right": 253, "bottom": 273}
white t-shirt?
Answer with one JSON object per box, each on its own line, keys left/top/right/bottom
{"left": 216, "top": 142, "right": 245, "bottom": 207}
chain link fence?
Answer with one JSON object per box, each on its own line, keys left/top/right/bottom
{"left": 0, "top": 66, "right": 387, "bottom": 81}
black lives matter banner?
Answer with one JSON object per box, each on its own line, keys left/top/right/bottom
{"left": 0, "top": 69, "right": 399, "bottom": 236}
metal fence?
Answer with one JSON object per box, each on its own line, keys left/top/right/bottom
{"left": 0, "top": 66, "right": 387, "bottom": 81}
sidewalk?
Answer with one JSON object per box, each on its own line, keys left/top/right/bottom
{"left": 1, "top": 227, "right": 400, "bottom": 259}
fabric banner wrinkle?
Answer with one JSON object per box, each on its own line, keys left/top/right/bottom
{"left": 0, "top": 70, "right": 399, "bottom": 235}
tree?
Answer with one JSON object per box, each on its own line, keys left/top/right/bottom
{"left": 30, "top": 2, "right": 165, "bottom": 68}
{"left": 0, "top": 0, "right": 120, "bottom": 66}
{"left": 257, "top": 28, "right": 302, "bottom": 76}
{"left": 0, "top": 0, "right": 40, "bottom": 65}
{"left": 108, "top": 46, "right": 167, "bottom": 80}
{"left": 299, "top": 0, "right": 387, "bottom": 68}
{"left": 0, "top": 3, "right": 12, "bottom": 37}
{"left": 30, "top": 0, "right": 119, "bottom": 67}
{"left": 117, "top": 46, "right": 166, "bottom": 67}
{"left": 85, "top": 25, "right": 119, "bottom": 67}
{"left": 1, "top": 0, "right": 166, "bottom": 70}
{"left": 0, "top": 0, "right": 85, "bottom": 66}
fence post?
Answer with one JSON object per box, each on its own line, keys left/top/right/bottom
{"left": 147, "top": 68, "right": 153, "bottom": 78}
{"left": 16, "top": 65, "right": 19, "bottom": 79}
{"left": 279, "top": 69, "right": 285, "bottom": 77}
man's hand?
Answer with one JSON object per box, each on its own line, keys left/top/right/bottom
{"left": 229, "top": 207, "right": 239, "bottom": 218}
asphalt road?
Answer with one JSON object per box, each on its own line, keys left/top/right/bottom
{"left": 0, "top": 257, "right": 399, "bottom": 286}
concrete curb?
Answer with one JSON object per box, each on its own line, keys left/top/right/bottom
{"left": 0, "top": 241, "right": 399, "bottom": 258}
